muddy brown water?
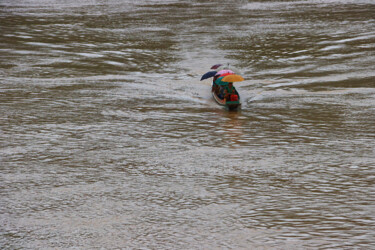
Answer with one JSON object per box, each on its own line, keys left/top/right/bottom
{"left": 1, "top": 0, "right": 375, "bottom": 248}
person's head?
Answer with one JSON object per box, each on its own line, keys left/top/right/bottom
{"left": 229, "top": 82, "right": 233, "bottom": 87}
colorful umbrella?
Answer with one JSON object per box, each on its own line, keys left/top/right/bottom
{"left": 211, "top": 64, "right": 222, "bottom": 69}
{"left": 200, "top": 71, "right": 217, "bottom": 81}
{"left": 221, "top": 74, "right": 244, "bottom": 82}
{"left": 218, "top": 72, "right": 234, "bottom": 77}
{"left": 215, "top": 69, "right": 234, "bottom": 76}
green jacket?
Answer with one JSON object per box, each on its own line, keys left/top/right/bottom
{"left": 225, "top": 85, "right": 236, "bottom": 94}
{"left": 215, "top": 76, "right": 229, "bottom": 86}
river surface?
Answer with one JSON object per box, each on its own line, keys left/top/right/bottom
{"left": 1, "top": 0, "right": 375, "bottom": 249}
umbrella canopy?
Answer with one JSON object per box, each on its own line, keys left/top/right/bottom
{"left": 211, "top": 64, "right": 222, "bottom": 69}
{"left": 200, "top": 71, "right": 217, "bottom": 81}
{"left": 217, "top": 72, "right": 233, "bottom": 77}
{"left": 215, "top": 69, "right": 234, "bottom": 76}
{"left": 221, "top": 74, "right": 244, "bottom": 82}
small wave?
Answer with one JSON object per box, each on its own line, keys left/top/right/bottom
{"left": 334, "top": 33, "right": 375, "bottom": 44}
{"left": 101, "top": 110, "right": 130, "bottom": 118}
{"left": 320, "top": 45, "right": 346, "bottom": 51}
{"left": 76, "top": 52, "right": 104, "bottom": 58}
{"left": 159, "top": 93, "right": 208, "bottom": 104}
{"left": 24, "top": 42, "right": 67, "bottom": 49}
{"left": 11, "top": 50, "right": 43, "bottom": 55}
{"left": 104, "top": 61, "right": 125, "bottom": 67}
{"left": 242, "top": 1, "right": 306, "bottom": 10}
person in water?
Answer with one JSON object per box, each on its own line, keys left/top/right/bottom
{"left": 224, "top": 82, "right": 237, "bottom": 102}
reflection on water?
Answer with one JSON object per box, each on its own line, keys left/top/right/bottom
{"left": 214, "top": 111, "right": 246, "bottom": 146}
{"left": 1, "top": 0, "right": 375, "bottom": 249}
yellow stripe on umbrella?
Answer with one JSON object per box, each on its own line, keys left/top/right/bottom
{"left": 221, "top": 74, "right": 244, "bottom": 82}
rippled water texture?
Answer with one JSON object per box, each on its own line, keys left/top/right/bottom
{"left": 1, "top": 0, "right": 375, "bottom": 249}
